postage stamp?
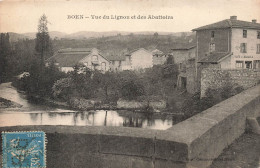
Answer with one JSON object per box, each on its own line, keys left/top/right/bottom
{"left": 2, "top": 131, "right": 46, "bottom": 168}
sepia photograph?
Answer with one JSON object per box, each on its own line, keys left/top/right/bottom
{"left": 0, "top": 0, "right": 260, "bottom": 167}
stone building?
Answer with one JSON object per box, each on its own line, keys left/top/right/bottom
{"left": 193, "top": 16, "right": 260, "bottom": 91}
{"left": 193, "top": 16, "right": 260, "bottom": 70}
{"left": 170, "top": 43, "right": 197, "bottom": 93}
{"left": 47, "top": 48, "right": 110, "bottom": 73}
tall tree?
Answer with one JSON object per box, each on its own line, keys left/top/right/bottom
{"left": 0, "top": 33, "right": 11, "bottom": 83}
{"left": 35, "top": 14, "right": 53, "bottom": 66}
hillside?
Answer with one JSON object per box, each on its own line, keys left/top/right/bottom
{"left": 52, "top": 33, "right": 196, "bottom": 57}
{"left": 6, "top": 32, "right": 196, "bottom": 60}
{"left": 7, "top": 32, "right": 32, "bottom": 42}
{"left": 5, "top": 31, "right": 194, "bottom": 42}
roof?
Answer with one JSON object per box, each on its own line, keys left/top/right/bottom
{"left": 47, "top": 48, "right": 107, "bottom": 67}
{"left": 152, "top": 49, "right": 164, "bottom": 55}
{"left": 198, "top": 52, "right": 232, "bottom": 63}
{"left": 58, "top": 48, "right": 92, "bottom": 53}
{"left": 193, "top": 19, "right": 260, "bottom": 31}
{"left": 48, "top": 52, "right": 90, "bottom": 67}
{"left": 125, "top": 48, "right": 152, "bottom": 56}
{"left": 171, "top": 43, "right": 196, "bottom": 50}
{"left": 106, "top": 54, "right": 125, "bottom": 61}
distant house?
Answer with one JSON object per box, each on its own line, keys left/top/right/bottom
{"left": 47, "top": 48, "right": 110, "bottom": 73}
{"left": 170, "top": 43, "right": 197, "bottom": 94}
{"left": 171, "top": 43, "right": 196, "bottom": 68}
{"left": 152, "top": 49, "right": 168, "bottom": 65}
{"left": 125, "top": 48, "right": 153, "bottom": 70}
{"left": 108, "top": 48, "right": 166, "bottom": 71}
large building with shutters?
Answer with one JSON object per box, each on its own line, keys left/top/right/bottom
{"left": 193, "top": 16, "right": 260, "bottom": 70}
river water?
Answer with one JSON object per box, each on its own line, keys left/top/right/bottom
{"left": 0, "top": 83, "right": 182, "bottom": 130}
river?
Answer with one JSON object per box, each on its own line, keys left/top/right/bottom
{"left": 0, "top": 82, "right": 182, "bottom": 130}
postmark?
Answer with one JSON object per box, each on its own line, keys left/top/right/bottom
{"left": 2, "top": 131, "right": 46, "bottom": 168}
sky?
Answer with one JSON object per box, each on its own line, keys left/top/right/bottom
{"left": 0, "top": 0, "right": 260, "bottom": 34}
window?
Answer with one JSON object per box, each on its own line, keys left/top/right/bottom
{"left": 179, "top": 63, "right": 182, "bottom": 69}
{"left": 253, "top": 60, "right": 260, "bottom": 69}
{"left": 101, "top": 62, "right": 106, "bottom": 71}
{"left": 240, "top": 43, "right": 247, "bottom": 53}
{"left": 245, "top": 61, "right": 252, "bottom": 69}
{"left": 257, "top": 31, "right": 260, "bottom": 39}
{"left": 235, "top": 61, "right": 243, "bottom": 69}
{"left": 92, "top": 55, "right": 98, "bottom": 61}
{"left": 243, "top": 30, "right": 247, "bottom": 38}
{"left": 257, "top": 44, "right": 260, "bottom": 54}
{"left": 211, "top": 31, "right": 215, "bottom": 38}
{"left": 209, "top": 43, "right": 215, "bottom": 52}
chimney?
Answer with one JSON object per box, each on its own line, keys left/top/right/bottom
{"left": 230, "top": 16, "right": 237, "bottom": 20}
{"left": 252, "top": 19, "right": 257, "bottom": 23}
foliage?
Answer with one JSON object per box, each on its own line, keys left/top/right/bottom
{"left": 35, "top": 14, "right": 53, "bottom": 66}
{"left": 0, "top": 33, "right": 12, "bottom": 83}
{"left": 15, "top": 59, "right": 67, "bottom": 98}
{"left": 52, "top": 77, "right": 73, "bottom": 100}
{"left": 181, "top": 83, "right": 244, "bottom": 118}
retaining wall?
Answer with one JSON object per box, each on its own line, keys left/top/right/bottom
{"left": 201, "top": 68, "right": 260, "bottom": 97}
{"left": 1, "top": 85, "right": 260, "bottom": 168}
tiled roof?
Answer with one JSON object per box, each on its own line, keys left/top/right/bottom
{"left": 48, "top": 52, "right": 90, "bottom": 67}
{"left": 193, "top": 19, "right": 260, "bottom": 31}
{"left": 104, "top": 49, "right": 129, "bottom": 61}
{"left": 171, "top": 43, "right": 196, "bottom": 50}
{"left": 152, "top": 49, "right": 164, "bottom": 55}
{"left": 58, "top": 48, "right": 92, "bottom": 53}
{"left": 198, "top": 52, "right": 231, "bottom": 63}
{"left": 125, "top": 48, "right": 151, "bottom": 55}
{"left": 106, "top": 54, "right": 125, "bottom": 61}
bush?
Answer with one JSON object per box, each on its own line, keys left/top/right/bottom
{"left": 15, "top": 59, "right": 67, "bottom": 98}
{"left": 181, "top": 83, "right": 244, "bottom": 118}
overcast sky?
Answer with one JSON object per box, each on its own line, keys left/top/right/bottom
{"left": 0, "top": 0, "right": 259, "bottom": 34}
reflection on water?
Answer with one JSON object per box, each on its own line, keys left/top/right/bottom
{"left": 0, "top": 82, "right": 183, "bottom": 130}
{"left": 0, "top": 110, "right": 183, "bottom": 130}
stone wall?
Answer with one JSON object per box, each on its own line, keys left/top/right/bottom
{"left": 196, "top": 29, "right": 231, "bottom": 61}
{"left": 201, "top": 68, "right": 260, "bottom": 97}
{"left": 1, "top": 85, "right": 260, "bottom": 168}
{"left": 117, "top": 99, "right": 166, "bottom": 110}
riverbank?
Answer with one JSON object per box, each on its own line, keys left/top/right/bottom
{"left": 0, "top": 97, "right": 22, "bottom": 108}
{"left": 32, "top": 96, "right": 185, "bottom": 116}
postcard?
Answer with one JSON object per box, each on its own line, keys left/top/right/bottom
{"left": 0, "top": 0, "right": 259, "bottom": 167}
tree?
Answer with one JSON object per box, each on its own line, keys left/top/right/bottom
{"left": 0, "top": 33, "right": 12, "bottom": 83}
{"left": 154, "top": 32, "right": 159, "bottom": 38}
{"left": 163, "top": 55, "right": 178, "bottom": 79}
{"left": 35, "top": 14, "right": 53, "bottom": 67}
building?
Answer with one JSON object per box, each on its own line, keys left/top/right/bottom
{"left": 193, "top": 16, "right": 260, "bottom": 70}
{"left": 171, "top": 43, "right": 196, "bottom": 70}
{"left": 125, "top": 48, "right": 154, "bottom": 70}
{"left": 47, "top": 48, "right": 110, "bottom": 73}
{"left": 108, "top": 48, "right": 167, "bottom": 71}
{"left": 152, "top": 49, "right": 168, "bottom": 65}
{"left": 170, "top": 43, "right": 197, "bottom": 93}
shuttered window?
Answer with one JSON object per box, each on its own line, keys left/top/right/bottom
{"left": 240, "top": 43, "right": 247, "bottom": 53}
